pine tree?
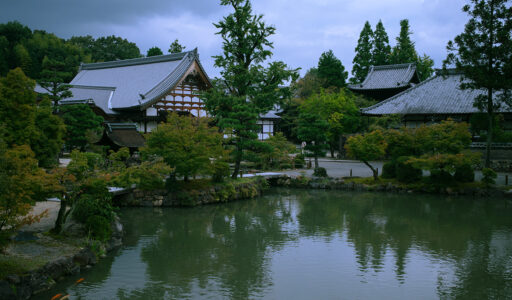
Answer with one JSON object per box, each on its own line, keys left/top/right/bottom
{"left": 372, "top": 20, "right": 391, "bottom": 66}
{"left": 444, "top": 0, "right": 512, "bottom": 167}
{"left": 351, "top": 21, "right": 374, "bottom": 84}
{"left": 38, "top": 56, "right": 73, "bottom": 109}
{"left": 317, "top": 50, "right": 348, "bottom": 89}
{"left": 390, "top": 19, "right": 418, "bottom": 64}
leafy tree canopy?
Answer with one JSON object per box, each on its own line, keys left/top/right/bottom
{"left": 345, "top": 129, "right": 387, "bottom": 180}
{"left": 147, "top": 46, "right": 163, "bottom": 57}
{"left": 142, "top": 113, "right": 225, "bottom": 181}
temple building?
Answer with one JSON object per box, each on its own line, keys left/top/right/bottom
{"left": 361, "top": 70, "right": 512, "bottom": 129}
{"left": 63, "top": 49, "right": 211, "bottom": 133}
{"left": 348, "top": 63, "right": 421, "bottom": 101}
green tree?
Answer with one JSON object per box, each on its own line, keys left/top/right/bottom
{"left": 300, "top": 90, "right": 361, "bottom": 157}
{"left": 390, "top": 19, "right": 417, "bottom": 64}
{"left": 202, "top": 0, "right": 298, "bottom": 178}
{"left": 444, "top": 0, "right": 512, "bottom": 168}
{"left": 416, "top": 53, "right": 435, "bottom": 81}
{"left": 293, "top": 68, "right": 324, "bottom": 99}
{"left": 351, "top": 21, "right": 374, "bottom": 84}
{"left": 372, "top": 20, "right": 391, "bottom": 66}
{"left": 0, "top": 68, "right": 37, "bottom": 146}
{"left": 297, "top": 110, "right": 329, "bottom": 168}
{"left": 142, "top": 113, "right": 225, "bottom": 181}
{"left": 37, "top": 56, "right": 73, "bottom": 108}
{"left": 317, "top": 50, "right": 348, "bottom": 89}
{"left": 60, "top": 104, "right": 104, "bottom": 151}
{"left": 168, "top": 39, "right": 186, "bottom": 53}
{"left": 0, "top": 144, "right": 53, "bottom": 245}
{"left": 32, "top": 99, "right": 66, "bottom": 168}
{"left": 345, "top": 130, "right": 387, "bottom": 180}
{"left": 147, "top": 46, "right": 163, "bottom": 57}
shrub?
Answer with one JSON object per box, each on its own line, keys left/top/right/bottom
{"left": 293, "top": 154, "right": 305, "bottom": 169}
{"left": 313, "top": 167, "right": 328, "bottom": 177}
{"left": 381, "top": 161, "right": 396, "bottom": 179}
{"left": 454, "top": 164, "right": 475, "bottom": 183}
{"left": 111, "top": 158, "right": 172, "bottom": 190}
{"left": 85, "top": 215, "right": 111, "bottom": 241}
{"left": 430, "top": 170, "right": 454, "bottom": 186}
{"left": 396, "top": 156, "right": 422, "bottom": 183}
{"left": 482, "top": 168, "right": 497, "bottom": 187}
{"left": 72, "top": 179, "right": 115, "bottom": 225}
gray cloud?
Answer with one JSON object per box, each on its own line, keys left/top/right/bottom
{"left": 1, "top": 0, "right": 471, "bottom": 79}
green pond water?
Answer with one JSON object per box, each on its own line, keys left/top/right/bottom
{"left": 37, "top": 189, "right": 512, "bottom": 299}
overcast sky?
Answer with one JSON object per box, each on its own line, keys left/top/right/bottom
{"left": 1, "top": 0, "right": 470, "bottom": 78}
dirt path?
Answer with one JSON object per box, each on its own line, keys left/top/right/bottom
{"left": 20, "top": 201, "right": 61, "bottom": 233}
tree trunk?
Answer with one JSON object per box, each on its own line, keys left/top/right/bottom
{"left": 363, "top": 160, "right": 378, "bottom": 181}
{"left": 329, "top": 143, "right": 334, "bottom": 158}
{"left": 314, "top": 156, "right": 319, "bottom": 168}
{"left": 232, "top": 158, "right": 241, "bottom": 179}
{"left": 53, "top": 198, "right": 67, "bottom": 234}
{"left": 338, "top": 136, "right": 344, "bottom": 159}
{"left": 486, "top": 89, "right": 493, "bottom": 168}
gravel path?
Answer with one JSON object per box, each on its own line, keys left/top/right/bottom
{"left": 20, "top": 200, "right": 61, "bottom": 233}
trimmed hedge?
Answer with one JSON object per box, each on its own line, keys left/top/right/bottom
{"left": 396, "top": 156, "right": 422, "bottom": 183}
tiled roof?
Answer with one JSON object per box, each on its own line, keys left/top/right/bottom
{"left": 104, "top": 123, "right": 145, "bottom": 148}
{"left": 68, "top": 49, "right": 208, "bottom": 112}
{"left": 361, "top": 71, "right": 511, "bottom": 115}
{"left": 60, "top": 85, "right": 117, "bottom": 114}
{"left": 349, "top": 63, "right": 419, "bottom": 91}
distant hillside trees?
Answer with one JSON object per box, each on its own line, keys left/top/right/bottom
{"left": 0, "top": 21, "right": 142, "bottom": 81}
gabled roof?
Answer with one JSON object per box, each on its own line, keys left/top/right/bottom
{"left": 349, "top": 63, "right": 420, "bottom": 91}
{"left": 68, "top": 49, "right": 210, "bottom": 113}
{"left": 361, "top": 71, "right": 511, "bottom": 115}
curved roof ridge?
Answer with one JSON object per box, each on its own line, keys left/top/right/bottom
{"left": 81, "top": 50, "right": 193, "bottom": 70}
{"left": 373, "top": 63, "right": 415, "bottom": 70}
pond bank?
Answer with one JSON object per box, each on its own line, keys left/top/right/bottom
{"left": 268, "top": 175, "right": 512, "bottom": 198}
{"left": 0, "top": 217, "right": 123, "bottom": 299}
{"left": 113, "top": 176, "right": 269, "bottom": 207}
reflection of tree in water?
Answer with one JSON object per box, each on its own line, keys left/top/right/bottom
{"left": 118, "top": 194, "right": 295, "bottom": 299}
{"left": 296, "top": 190, "right": 512, "bottom": 297}
{"left": 114, "top": 190, "right": 512, "bottom": 299}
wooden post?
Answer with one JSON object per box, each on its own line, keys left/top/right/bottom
{"left": 376, "top": 168, "right": 379, "bottom": 175}
{"left": 350, "top": 169, "right": 352, "bottom": 177}
{"left": 506, "top": 175, "right": 509, "bottom": 186}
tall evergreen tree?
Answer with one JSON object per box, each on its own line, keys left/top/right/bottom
{"left": 390, "top": 19, "right": 417, "bottom": 64}
{"left": 351, "top": 21, "right": 374, "bottom": 84}
{"left": 444, "top": 0, "right": 512, "bottom": 167}
{"left": 372, "top": 20, "right": 391, "bottom": 66}
{"left": 317, "top": 50, "right": 348, "bottom": 89}
{"left": 202, "top": 0, "right": 298, "bottom": 179}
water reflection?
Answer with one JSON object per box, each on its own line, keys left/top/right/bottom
{"left": 37, "top": 189, "right": 512, "bottom": 299}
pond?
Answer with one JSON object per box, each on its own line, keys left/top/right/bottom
{"left": 37, "top": 189, "right": 512, "bottom": 299}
